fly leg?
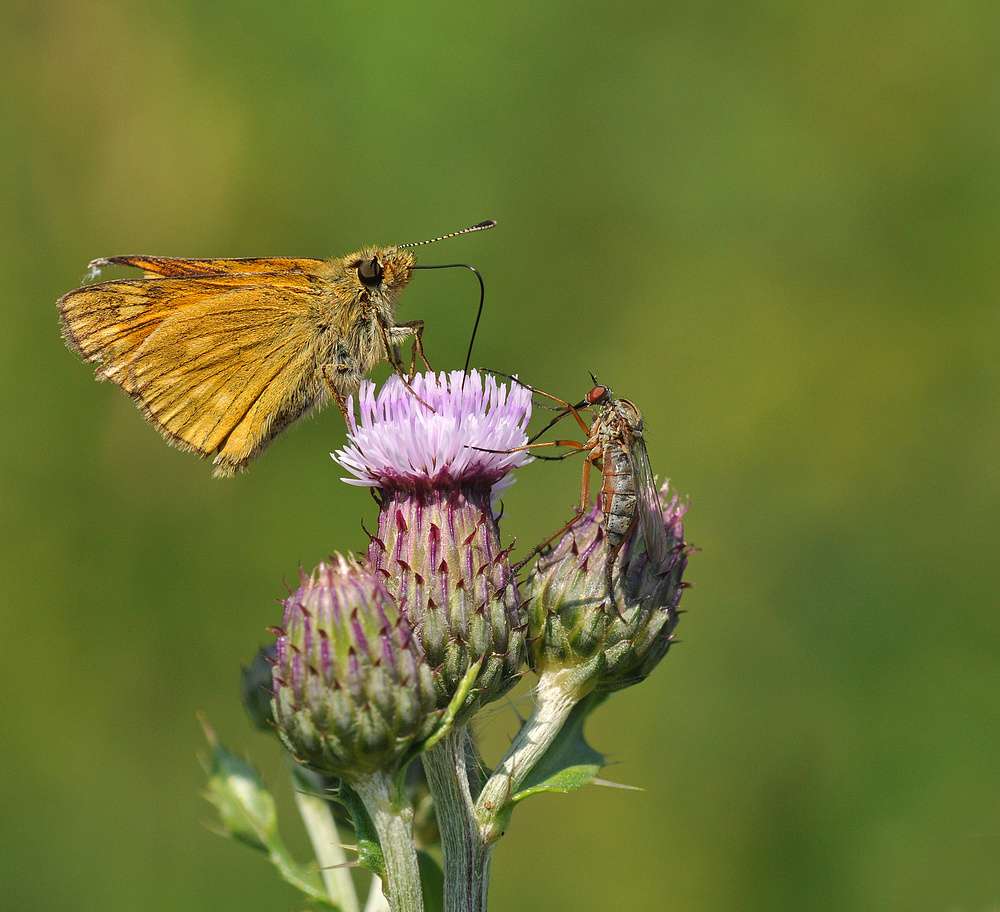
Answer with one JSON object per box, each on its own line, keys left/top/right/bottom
{"left": 510, "top": 446, "right": 598, "bottom": 573}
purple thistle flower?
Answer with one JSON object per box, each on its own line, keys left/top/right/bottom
{"left": 335, "top": 369, "right": 532, "bottom": 500}
{"left": 333, "top": 370, "right": 531, "bottom": 719}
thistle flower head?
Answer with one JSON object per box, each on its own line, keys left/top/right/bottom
{"left": 271, "top": 554, "right": 442, "bottom": 780}
{"left": 526, "top": 482, "right": 690, "bottom": 696}
{"left": 335, "top": 369, "right": 533, "bottom": 500}
{"left": 333, "top": 371, "right": 530, "bottom": 720}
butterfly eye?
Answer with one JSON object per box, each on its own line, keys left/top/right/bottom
{"left": 358, "top": 257, "right": 384, "bottom": 287}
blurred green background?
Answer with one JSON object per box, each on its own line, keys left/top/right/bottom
{"left": 3, "top": 1, "right": 999, "bottom": 910}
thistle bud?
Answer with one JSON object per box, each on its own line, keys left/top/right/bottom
{"left": 526, "top": 483, "right": 690, "bottom": 696}
{"left": 271, "top": 554, "right": 442, "bottom": 781}
{"left": 334, "top": 371, "right": 532, "bottom": 719}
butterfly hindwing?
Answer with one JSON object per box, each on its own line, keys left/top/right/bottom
{"left": 121, "top": 285, "right": 325, "bottom": 473}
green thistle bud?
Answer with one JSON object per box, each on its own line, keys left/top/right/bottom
{"left": 526, "top": 484, "right": 690, "bottom": 696}
{"left": 271, "top": 554, "right": 442, "bottom": 781}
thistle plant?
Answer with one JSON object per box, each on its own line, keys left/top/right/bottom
{"left": 201, "top": 369, "right": 693, "bottom": 912}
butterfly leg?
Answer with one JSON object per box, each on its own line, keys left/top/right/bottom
{"left": 321, "top": 364, "right": 354, "bottom": 422}
{"left": 331, "top": 389, "right": 351, "bottom": 421}
{"left": 376, "top": 320, "right": 436, "bottom": 413}
{"left": 393, "top": 320, "right": 431, "bottom": 379}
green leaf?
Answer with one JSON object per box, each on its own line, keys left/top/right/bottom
{"left": 199, "top": 716, "right": 279, "bottom": 854}
{"left": 418, "top": 850, "right": 445, "bottom": 912}
{"left": 337, "top": 781, "right": 385, "bottom": 878}
{"left": 198, "top": 716, "right": 335, "bottom": 907}
{"left": 511, "top": 692, "right": 609, "bottom": 802}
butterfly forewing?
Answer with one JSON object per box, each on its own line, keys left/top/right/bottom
{"left": 59, "top": 280, "right": 190, "bottom": 371}
{"left": 58, "top": 266, "right": 322, "bottom": 373}
{"left": 58, "top": 259, "right": 333, "bottom": 476}
{"left": 96, "top": 255, "right": 328, "bottom": 278}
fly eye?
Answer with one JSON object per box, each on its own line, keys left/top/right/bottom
{"left": 588, "top": 386, "right": 608, "bottom": 404}
{"left": 358, "top": 257, "right": 384, "bottom": 287}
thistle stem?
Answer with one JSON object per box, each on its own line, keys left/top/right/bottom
{"left": 352, "top": 771, "right": 424, "bottom": 912}
{"left": 424, "top": 682, "right": 584, "bottom": 912}
{"left": 293, "top": 787, "right": 360, "bottom": 912}
{"left": 475, "top": 671, "right": 581, "bottom": 844}
{"left": 423, "top": 727, "right": 492, "bottom": 912}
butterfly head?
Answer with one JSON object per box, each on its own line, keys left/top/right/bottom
{"left": 348, "top": 246, "right": 416, "bottom": 303}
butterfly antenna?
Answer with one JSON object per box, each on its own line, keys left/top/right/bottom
{"left": 398, "top": 220, "right": 497, "bottom": 249}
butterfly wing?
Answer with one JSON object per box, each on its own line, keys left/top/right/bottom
{"left": 58, "top": 258, "right": 325, "bottom": 380}
{"left": 58, "top": 260, "right": 334, "bottom": 475}
{"left": 123, "top": 285, "right": 326, "bottom": 475}
{"left": 92, "top": 255, "right": 327, "bottom": 278}
{"left": 59, "top": 277, "right": 194, "bottom": 376}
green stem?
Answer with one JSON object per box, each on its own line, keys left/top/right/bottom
{"left": 475, "top": 671, "right": 580, "bottom": 844}
{"left": 423, "top": 677, "right": 584, "bottom": 911}
{"left": 294, "top": 787, "right": 360, "bottom": 912}
{"left": 352, "top": 771, "right": 424, "bottom": 912}
{"left": 423, "top": 728, "right": 491, "bottom": 912}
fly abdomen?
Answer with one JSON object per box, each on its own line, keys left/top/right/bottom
{"left": 600, "top": 444, "right": 639, "bottom": 556}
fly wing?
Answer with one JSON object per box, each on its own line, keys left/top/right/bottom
{"left": 629, "top": 436, "right": 671, "bottom": 566}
